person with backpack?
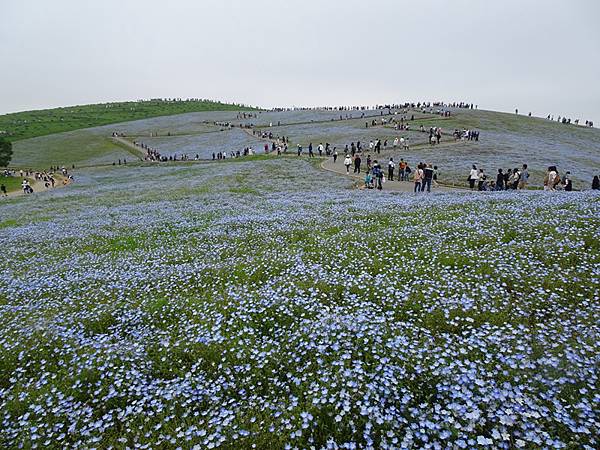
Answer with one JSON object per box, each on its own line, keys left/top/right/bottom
{"left": 423, "top": 164, "right": 434, "bottom": 192}
{"left": 372, "top": 161, "right": 383, "bottom": 190}
{"left": 388, "top": 158, "right": 395, "bottom": 181}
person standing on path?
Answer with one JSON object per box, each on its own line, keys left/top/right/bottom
{"left": 496, "top": 169, "right": 504, "bottom": 191}
{"left": 477, "top": 169, "right": 487, "bottom": 191}
{"left": 544, "top": 166, "right": 558, "bottom": 190}
{"left": 518, "top": 164, "right": 529, "bottom": 189}
{"left": 413, "top": 164, "right": 423, "bottom": 193}
{"left": 563, "top": 171, "right": 573, "bottom": 191}
{"left": 469, "top": 165, "right": 479, "bottom": 190}
{"left": 372, "top": 161, "right": 383, "bottom": 190}
{"left": 333, "top": 150, "right": 338, "bottom": 163}
{"left": 354, "top": 154, "right": 362, "bottom": 174}
{"left": 308, "top": 143, "right": 314, "bottom": 158}
{"left": 423, "top": 164, "right": 434, "bottom": 192}
{"left": 344, "top": 155, "right": 352, "bottom": 174}
{"left": 399, "top": 159, "right": 407, "bottom": 181}
{"left": 504, "top": 169, "right": 512, "bottom": 190}
{"left": 388, "top": 158, "right": 395, "bottom": 181}
{"left": 297, "top": 144, "right": 303, "bottom": 156}
{"left": 0, "top": 184, "right": 6, "bottom": 197}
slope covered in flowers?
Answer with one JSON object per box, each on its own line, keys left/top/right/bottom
{"left": 0, "top": 159, "right": 599, "bottom": 449}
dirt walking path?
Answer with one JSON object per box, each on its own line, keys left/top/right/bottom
{"left": 3, "top": 175, "right": 69, "bottom": 199}
{"left": 319, "top": 157, "right": 459, "bottom": 193}
{"left": 111, "top": 136, "right": 146, "bottom": 159}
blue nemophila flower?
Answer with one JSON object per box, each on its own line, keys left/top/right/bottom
{"left": 0, "top": 159, "right": 598, "bottom": 448}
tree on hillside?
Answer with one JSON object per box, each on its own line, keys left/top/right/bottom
{"left": 0, "top": 137, "right": 13, "bottom": 167}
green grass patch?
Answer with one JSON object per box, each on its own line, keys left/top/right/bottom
{"left": 1, "top": 99, "right": 259, "bottom": 141}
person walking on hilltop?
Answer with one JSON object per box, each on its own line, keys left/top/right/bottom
{"left": 469, "top": 165, "right": 479, "bottom": 190}
{"left": 388, "top": 158, "right": 395, "bottom": 181}
{"left": 344, "top": 154, "right": 352, "bottom": 174}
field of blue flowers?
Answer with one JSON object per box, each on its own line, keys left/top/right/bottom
{"left": 0, "top": 158, "right": 599, "bottom": 449}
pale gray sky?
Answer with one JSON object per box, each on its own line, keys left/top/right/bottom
{"left": 1, "top": 0, "right": 599, "bottom": 121}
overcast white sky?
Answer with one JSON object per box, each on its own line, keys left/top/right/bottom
{"left": 1, "top": 0, "right": 599, "bottom": 121}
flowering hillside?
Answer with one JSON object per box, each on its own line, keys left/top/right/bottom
{"left": 0, "top": 159, "right": 598, "bottom": 449}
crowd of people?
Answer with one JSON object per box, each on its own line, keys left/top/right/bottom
{"left": 338, "top": 151, "right": 439, "bottom": 193}
{"left": 212, "top": 148, "right": 258, "bottom": 159}
{"left": 466, "top": 164, "right": 598, "bottom": 192}
{"left": 1, "top": 166, "right": 73, "bottom": 196}
{"left": 544, "top": 114, "right": 594, "bottom": 127}
{"left": 468, "top": 164, "right": 530, "bottom": 191}
{"left": 514, "top": 110, "right": 594, "bottom": 128}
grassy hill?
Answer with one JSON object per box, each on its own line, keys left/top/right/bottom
{"left": 0, "top": 99, "right": 258, "bottom": 142}
{"left": 5, "top": 105, "right": 600, "bottom": 188}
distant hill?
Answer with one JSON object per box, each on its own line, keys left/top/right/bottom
{"left": 0, "top": 99, "right": 258, "bottom": 141}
